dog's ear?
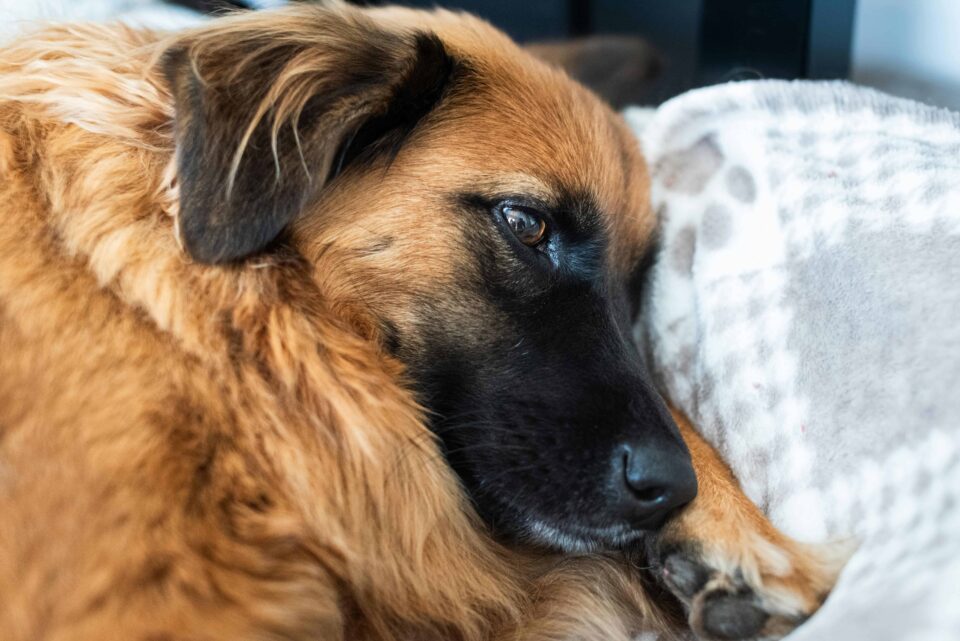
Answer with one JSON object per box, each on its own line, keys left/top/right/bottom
{"left": 162, "top": 9, "right": 454, "bottom": 263}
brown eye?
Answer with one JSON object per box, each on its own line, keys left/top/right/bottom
{"left": 501, "top": 205, "right": 547, "bottom": 246}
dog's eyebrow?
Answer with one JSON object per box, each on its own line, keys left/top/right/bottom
{"left": 455, "top": 174, "right": 555, "bottom": 203}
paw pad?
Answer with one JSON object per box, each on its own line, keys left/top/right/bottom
{"left": 698, "top": 589, "right": 768, "bottom": 640}
{"left": 659, "top": 548, "right": 804, "bottom": 641}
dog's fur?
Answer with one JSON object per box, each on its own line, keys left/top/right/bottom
{"left": 0, "top": 4, "right": 846, "bottom": 641}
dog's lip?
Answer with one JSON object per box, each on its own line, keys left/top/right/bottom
{"left": 522, "top": 518, "right": 649, "bottom": 553}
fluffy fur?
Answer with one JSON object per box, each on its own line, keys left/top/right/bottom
{"left": 0, "top": 9, "right": 657, "bottom": 640}
{"left": 0, "top": 5, "right": 844, "bottom": 641}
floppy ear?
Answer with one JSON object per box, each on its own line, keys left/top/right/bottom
{"left": 162, "top": 8, "right": 454, "bottom": 263}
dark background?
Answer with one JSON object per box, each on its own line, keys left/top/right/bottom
{"left": 345, "top": 0, "right": 857, "bottom": 106}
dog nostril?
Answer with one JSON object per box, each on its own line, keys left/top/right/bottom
{"left": 616, "top": 444, "right": 697, "bottom": 529}
{"left": 632, "top": 484, "right": 668, "bottom": 504}
{"left": 623, "top": 453, "right": 669, "bottom": 503}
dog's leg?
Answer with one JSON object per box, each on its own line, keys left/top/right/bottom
{"left": 652, "top": 410, "right": 853, "bottom": 640}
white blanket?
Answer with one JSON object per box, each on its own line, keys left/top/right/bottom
{"left": 628, "top": 80, "right": 960, "bottom": 640}
{"left": 0, "top": 0, "right": 206, "bottom": 41}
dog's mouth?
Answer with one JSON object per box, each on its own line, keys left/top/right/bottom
{"left": 475, "top": 466, "right": 691, "bottom": 555}
{"left": 418, "top": 357, "right": 697, "bottom": 557}
{"left": 520, "top": 518, "right": 647, "bottom": 553}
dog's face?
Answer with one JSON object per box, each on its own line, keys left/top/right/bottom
{"left": 164, "top": 4, "right": 696, "bottom": 552}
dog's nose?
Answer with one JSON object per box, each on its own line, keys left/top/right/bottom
{"left": 614, "top": 440, "right": 697, "bottom": 529}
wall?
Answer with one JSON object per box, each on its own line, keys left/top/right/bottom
{"left": 852, "top": 0, "right": 960, "bottom": 109}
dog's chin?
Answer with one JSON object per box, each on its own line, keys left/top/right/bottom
{"left": 518, "top": 518, "right": 647, "bottom": 554}
{"left": 479, "top": 498, "right": 652, "bottom": 554}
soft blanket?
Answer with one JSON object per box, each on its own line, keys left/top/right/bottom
{"left": 628, "top": 80, "right": 960, "bottom": 640}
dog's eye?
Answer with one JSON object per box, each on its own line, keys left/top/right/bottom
{"left": 501, "top": 204, "right": 547, "bottom": 246}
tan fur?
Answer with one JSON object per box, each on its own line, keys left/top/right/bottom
{"left": 0, "top": 5, "right": 840, "bottom": 641}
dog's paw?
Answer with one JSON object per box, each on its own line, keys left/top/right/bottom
{"left": 653, "top": 533, "right": 853, "bottom": 641}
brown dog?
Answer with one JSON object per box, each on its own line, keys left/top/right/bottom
{"left": 0, "top": 4, "right": 845, "bottom": 641}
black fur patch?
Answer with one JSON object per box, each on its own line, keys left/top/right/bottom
{"left": 398, "top": 189, "right": 692, "bottom": 548}
{"left": 626, "top": 230, "right": 661, "bottom": 321}
{"left": 329, "top": 34, "right": 456, "bottom": 182}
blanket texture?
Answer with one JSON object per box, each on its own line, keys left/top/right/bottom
{"left": 627, "top": 80, "right": 960, "bottom": 640}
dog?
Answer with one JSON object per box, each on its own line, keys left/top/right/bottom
{"left": 0, "top": 3, "right": 846, "bottom": 640}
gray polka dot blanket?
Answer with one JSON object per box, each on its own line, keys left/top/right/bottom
{"left": 626, "top": 81, "right": 960, "bottom": 640}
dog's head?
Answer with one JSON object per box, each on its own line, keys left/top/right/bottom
{"left": 162, "top": 3, "right": 696, "bottom": 552}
